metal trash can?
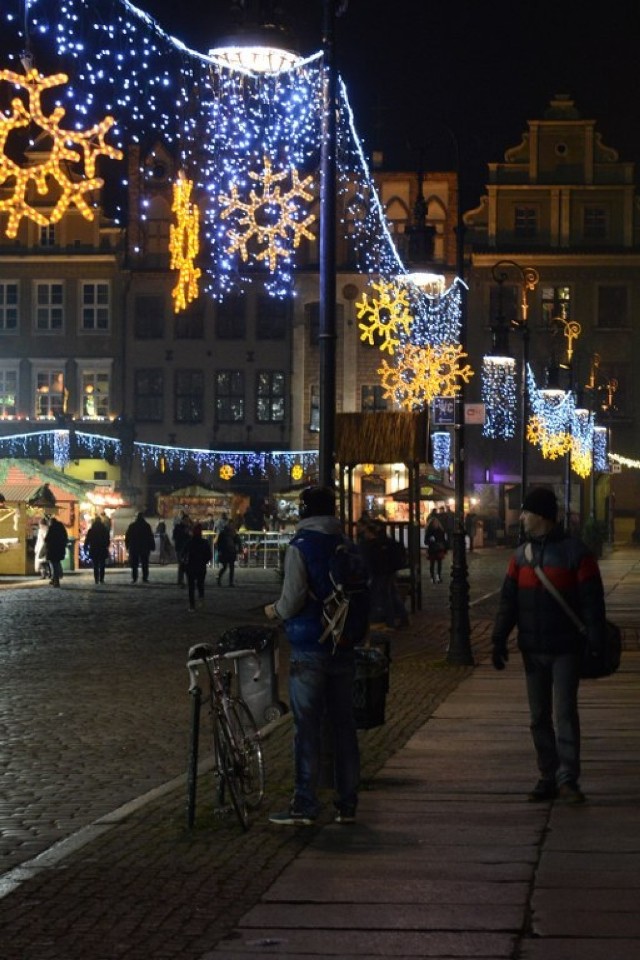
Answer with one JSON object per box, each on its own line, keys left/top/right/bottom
{"left": 216, "top": 626, "right": 288, "bottom": 727}
{"left": 353, "top": 646, "right": 389, "bottom": 729}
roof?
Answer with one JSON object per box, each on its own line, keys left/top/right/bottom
{"left": 0, "top": 483, "right": 44, "bottom": 502}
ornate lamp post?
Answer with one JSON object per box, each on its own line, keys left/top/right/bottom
{"left": 489, "top": 260, "right": 540, "bottom": 501}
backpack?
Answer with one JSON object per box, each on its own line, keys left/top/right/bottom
{"left": 318, "top": 537, "right": 370, "bottom": 652}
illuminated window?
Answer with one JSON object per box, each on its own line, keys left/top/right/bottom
{"left": 80, "top": 369, "right": 110, "bottom": 419}
{"left": 175, "top": 369, "right": 204, "bottom": 423}
{"left": 0, "top": 367, "right": 18, "bottom": 418}
{"left": 216, "top": 370, "right": 245, "bottom": 422}
{"left": 541, "top": 285, "right": 572, "bottom": 330}
{"left": 34, "top": 368, "right": 65, "bottom": 419}
{"left": 0, "top": 282, "right": 18, "bottom": 332}
{"left": 256, "top": 370, "right": 285, "bottom": 422}
{"left": 34, "top": 282, "right": 64, "bottom": 332}
{"left": 81, "top": 282, "right": 110, "bottom": 332}
{"left": 134, "top": 368, "right": 164, "bottom": 421}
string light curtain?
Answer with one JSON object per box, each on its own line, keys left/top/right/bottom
{"left": 481, "top": 356, "right": 517, "bottom": 439}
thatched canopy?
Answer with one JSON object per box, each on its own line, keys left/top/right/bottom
{"left": 335, "top": 411, "right": 428, "bottom": 465}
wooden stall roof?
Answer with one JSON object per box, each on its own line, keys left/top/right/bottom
{"left": 335, "top": 411, "right": 428, "bottom": 465}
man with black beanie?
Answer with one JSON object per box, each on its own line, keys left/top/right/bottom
{"left": 491, "top": 486, "right": 606, "bottom": 805}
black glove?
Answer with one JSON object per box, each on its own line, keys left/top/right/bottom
{"left": 491, "top": 643, "right": 509, "bottom": 671}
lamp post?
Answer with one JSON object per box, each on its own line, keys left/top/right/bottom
{"left": 490, "top": 260, "right": 539, "bottom": 502}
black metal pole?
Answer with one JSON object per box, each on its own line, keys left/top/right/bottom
{"left": 318, "top": 0, "right": 337, "bottom": 487}
{"left": 521, "top": 324, "right": 530, "bottom": 501}
{"left": 447, "top": 152, "right": 473, "bottom": 666}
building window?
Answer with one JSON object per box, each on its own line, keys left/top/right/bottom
{"left": 597, "top": 285, "right": 629, "bottom": 329}
{"left": 34, "top": 282, "right": 64, "bottom": 332}
{"left": 215, "top": 370, "right": 245, "bottom": 422}
{"left": 39, "top": 224, "right": 56, "bottom": 247}
{"left": 361, "top": 384, "right": 388, "bottom": 412}
{"left": 541, "top": 285, "right": 572, "bottom": 330}
{"left": 309, "top": 384, "right": 320, "bottom": 432}
{"left": 81, "top": 281, "right": 110, "bottom": 332}
{"left": 35, "top": 368, "right": 65, "bottom": 419}
{"left": 174, "top": 301, "right": 204, "bottom": 339}
{"left": 583, "top": 206, "right": 607, "bottom": 240}
{"left": 598, "top": 361, "right": 629, "bottom": 418}
{"left": 256, "top": 370, "right": 285, "bottom": 422}
{"left": 514, "top": 206, "right": 537, "bottom": 238}
{"left": 216, "top": 296, "right": 246, "bottom": 339}
{"left": 0, "top": 282, "right": 18, "bottom": 332}
{"left": 0, "top": 367, "right": 18, "bottom": 418}
{"left": 134, "top": 368, "right": 164, "bottom": 421}
{"left": 175, "top": 369, "right": 204, "bottom": 423}
{"left": 256, "top": 295, "right": 287, "bottom": 339}
{"left": 489, "top": 283, "right": 519, "bottom": 326}
{"left": 134, "top": 295, "right": 164, "bottom": 339}
{"left": 80, "top": 369, "right": 110, "bottom": 419}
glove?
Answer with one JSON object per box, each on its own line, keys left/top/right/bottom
{"left": 264, "top": 603, "right": 279, "bottom": 621}
{"left": 491, "top": 643, "right": 509, "bottom": 671}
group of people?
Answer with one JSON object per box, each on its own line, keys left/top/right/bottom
{"left": 171, "top": 510, "right": 243, "bottom": 610}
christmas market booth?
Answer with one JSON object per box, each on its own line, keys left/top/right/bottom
{"left": 155, "top": 484, "right": 245, "bottom": 526}
{"left": 0, "top": 460, "right": 93, "bottom": 575}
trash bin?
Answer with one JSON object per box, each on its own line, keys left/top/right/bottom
{"left": 216, "top": 626, "right": 288, "bottom": 727}
{"left": 353, "top": 646, "right": 389, "bottom": 729}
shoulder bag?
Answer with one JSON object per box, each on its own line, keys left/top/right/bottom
{"left": 524, "top": 543, "right": 621, "bottom": 679}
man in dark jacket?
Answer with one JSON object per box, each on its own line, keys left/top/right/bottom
{"left": 124, "top": 512, "right": 156, "bottom": 584}
{"left": 264, "top": 485, "right": 360, "bottom": 826}
{"left": 491, "top": 486, "right": 606, "bottom": 805}
{"left": 44, "top": 515, "right": 68, "bottom": 587}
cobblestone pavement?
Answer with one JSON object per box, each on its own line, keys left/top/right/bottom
{"left": 1, "top": 546, "right": 637, "bottom": 959}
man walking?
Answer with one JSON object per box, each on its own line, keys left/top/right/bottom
{"left": 264, "top": 485, "right": 360, "bottom": 826}
{"left": 491, "top": 486, "right": 607, "bottom": 804}
{"left": 125, "top": 512, "right": 156, "bottom": 584}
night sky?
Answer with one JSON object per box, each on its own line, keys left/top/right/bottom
{"left": 138, "top": 0, "right": 640, "bottom": 211}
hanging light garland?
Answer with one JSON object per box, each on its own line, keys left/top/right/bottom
{"left": 432, "top": 431, "right": 451, "bottom": 471}
{"left": 593, "top": 426, "right": 609, "bottom": 472}
{"left": 378, "top": 342, "right": 472, "bottom": 411}
{"left": 527, "top": 367, "right": 574, "bottom": 460}
{"left": 169, "top": 171, "right": 201, "bottom": 312}
{"left": 570, "top": 407, "right": 595, "bottom": 478}
{"left": 481, "top": 356, "right": 517, "bottom": 439}
{"left": 356, "top": 280, "right": 413, "bottom": 354}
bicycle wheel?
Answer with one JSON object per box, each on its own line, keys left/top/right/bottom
{"left": 225, "top": 697, "right": 265, "bottom": 810}
{"left": 214, "top": 710, "right": 250, "bottom": 830}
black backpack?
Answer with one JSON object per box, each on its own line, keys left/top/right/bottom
{"left": 319, "top": 537, "right": 370, "bottom": 652}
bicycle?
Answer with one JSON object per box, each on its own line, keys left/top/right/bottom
{"left": 187, "top": 642, "right": 265, "bottom": 831}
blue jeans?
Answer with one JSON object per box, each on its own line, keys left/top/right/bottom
{"left": 522, "top": 651, "right": 581, "bottom": 786}
{"left": 288, "top": 648, "right": 360, "bottom": 818}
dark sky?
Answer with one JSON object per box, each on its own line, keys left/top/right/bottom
{"left": 136, "top": 0, "right": 640, "bottom": 211}
{"left": 5, "top": 0, "right": 640, "bottom": 211}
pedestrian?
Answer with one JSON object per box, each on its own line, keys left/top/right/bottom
{"left": 424, "top": 514, "right": 448, "bottom": 583}
{"left": 125, "top": 512, "right": 156, "bottom": 584}
{"left": 465, "top": 511, "right": 478, "bottom": 551}
{"left": 182, "top": 523, "right": 213, "bottom": 612}
{"left": 491, "top": 486, "right": 607, "bottom": 805}
{"left": 264, "top": 485, "right": 360, "bottom": 826}
{"left": 34, "top": 517, "right": 50, "bottom": 579}
{"left": 84, "top": 514, "right": 110, "bottom": 584}
{"left": 155, "top": 519, "right": 172, "bottom": 565}
{"left": 360, "top": 520, "right": 408, "bottom": 628}
{"left": 212, "top": 511, "right": 229, "bottom": 568}
{"left": 216, "top": 519, "right": 242, "bottom": 586}
{"left": 44, "top": 515, "right": 68, "bottom": 587}
{"left": 172, "top": 512, "right": 192, "bottom": 586}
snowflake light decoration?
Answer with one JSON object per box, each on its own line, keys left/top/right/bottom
{"left": 356, "top": 280, "right": 413, "bottom": 355}
{"left": 0, "top": 67, "right": 122, "bottom": 239}
{"left": 378, "top": 343, "right": 473, "bottom": 410}
{"left": 169, "top": 172, "right": 201, "bottom": 313}
{"left": 526, "top": 415, "right": 572, "bottom": 460}
{"left": 218, "top": 156, "right": 316, "bottom": 273}
{"left": 219, "top": 463, "right": 235, "bottom": 481}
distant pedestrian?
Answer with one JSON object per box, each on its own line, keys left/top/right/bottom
{"left": 34, "top": 517, "right": 50, "bottom": 579}
{"left": 465, "top": 511, "right": 478, "bottom": 551}
{"left": 155, "top": 519, "right": 172, "bottom": 565}
{"left": 216, "top": 520, "right": 242, "bottom": 586}
{"left": 125, "top": 512, "right": 156, "bottom": 584}
{"left": 172, "top": 512, "right": 192, "bottom": 586}
{"left": 84, "top": 515, "right": 111, "bottom": 584}
{"left": 182, "top": 523, "right": 213, "bottom": 612}
{"left": 360, "top": 520, "right": 408, "bottom": 628}
{"left": 44, "top": 515, "right": 68, "bottom": 587}
{"left": 425, "top": 515, "right": 448, "bottom": 583}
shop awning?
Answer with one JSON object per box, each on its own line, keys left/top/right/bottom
{"left": 391, "top": 481, "right": 455, "bottom": 502}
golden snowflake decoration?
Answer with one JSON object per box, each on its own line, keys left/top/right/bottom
{"left": 218, "top": 156, "right": 316, "bottom": 272}
{"left": 169, "top": 172, "right": 201, "bottom": 313}
{"left": 527, "top": 415, "right": 572, "bottom": 460}
{"left": 378, "top": 342, "right": 473, "bottom": 410}
{"left": 0, "top": 67, "right": 122, "bottom": 238}
{"left": 290, "top": 463, "right": 304, "bottom": 481}
{"left": 219, "top": 463, "right": 235, "bottom": 481}
{"left": 356, "top": 280, "right": 413, "bottom": 355}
